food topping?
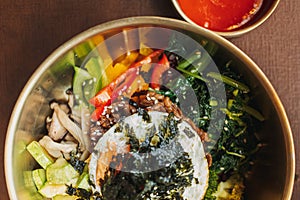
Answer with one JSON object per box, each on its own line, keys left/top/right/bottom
{"left": 23, "top": 31, "right": 263, "bottom": 200}
{"left": 89, "top": 111, "right": 209, "bottom": 200}
{"left": 89, "top": 89, "right": 207, "bottom": 147}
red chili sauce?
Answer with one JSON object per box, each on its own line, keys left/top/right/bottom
{"left": 177, "top": 0, "right": 263, "bottom": 32}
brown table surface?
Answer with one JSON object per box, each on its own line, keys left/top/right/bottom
{"left": 0, "top": 0, "right": 299, "bottom": 199}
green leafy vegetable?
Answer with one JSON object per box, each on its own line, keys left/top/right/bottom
{"left": 165, "top": 34, "right": 262, "bottom": 200}
{"left": 204, "top": 170, "right": 219, "bottom": 200}
{"left": 207, "top": 72, "right": 250, "bottom": 93}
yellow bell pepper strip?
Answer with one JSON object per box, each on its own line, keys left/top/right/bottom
{"left": 150, "top": 54, "right": 170, "bottom": 90}
{"left": 129, "top": 49, "right": 163, "bottom": 69}
{"left": 105, "top": 51, "right": 139, "bottom": 82}
{"left": 139, "top": 43, "right": 153, "bottom": 56}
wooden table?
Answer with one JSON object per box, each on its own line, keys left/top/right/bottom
{"left": 0, "top": 0, "right": 299, "bottom": 199}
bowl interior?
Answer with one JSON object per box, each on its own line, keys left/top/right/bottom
{"left": 5, "top": 17, "right": 294, "bottom": 199}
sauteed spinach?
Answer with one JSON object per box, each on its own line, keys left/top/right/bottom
{"left": 166, "top": 34, "right": 262, "bottom": 199}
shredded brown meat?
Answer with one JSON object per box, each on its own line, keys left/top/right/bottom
{"left": 89, "top": 90, "right": 208, "bottom": 147}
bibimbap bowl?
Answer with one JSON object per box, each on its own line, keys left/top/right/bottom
{"left": 5, "top": 17, "right": 295, "bottom": 200}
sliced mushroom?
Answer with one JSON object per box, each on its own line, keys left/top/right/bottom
{"left": 51, "top": 102, "right": 86, "bottom": 151}
{"left": 64, "top": 133, "right": 77, "bottom": 143}
{"left": 81, "top": 105, "right": 91, "bottom": 151}
{"left": 59, "top": 103, "right": 70, "bottom": 114}
{"left": 67, "top": 91, "right": 75, "bottom": 108}
{"left": 39, "top": 136, "right": 77, "bottom": 158}
{"left": 70, "top": 105, "right": 82, "bottom": 124}
{"left": 48, "top": 111, "right": 67, "bottom": 141}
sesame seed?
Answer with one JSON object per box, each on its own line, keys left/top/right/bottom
{"left": 151, "top": 97, "right": 156, "bottom": 101}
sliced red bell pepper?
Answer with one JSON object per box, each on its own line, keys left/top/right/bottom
{"left": 90, "top": 102, "right": 108, "bottom": 121}
{"left": 129, "top": 49, "right": 163, "bottom": 69}
{"left": 90, "top": 68, "right": 139, "bottom": 121}
{"left": 90, "top": 50, "right": 163, "bottom": 107}
{"left": 150, "top": 54, "right": 170, "bottom": 90}
{"left": 89, "top": 85, "right": 113, "bottom": 108}
{"left": 89, "top": 49, "right": 164, "bottom": 121}
{"left": 89, "top": 67, "right": 136, "bottom": 107}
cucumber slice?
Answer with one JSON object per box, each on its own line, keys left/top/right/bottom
{"left": 29, "top": 192, "right": 44, "bottom": 200}
{"left": 73, "top": 56, "right": 109, "bottom": 105}
{"left": 23, "top": 171, "right": 44, "bottom": 199}
{"left": 85, "top": 57, "right": 104, "bottom": 95}
{"left": 38, "top": 182, "right": 67, "bottom": 198}
{"left": 85, "top": 57, "right": 103, "bottom": 78}
{"left": 32, "top": 169, "right": 46, "bottom": 190}
{"left": 46, "top": 157, "right": 79, "bottom": 185}
{"left": 74, "top": 40, "right": 95, "bottom": 63}
{"left": 26, "top": 141, "right": 54, "bottom": 169}
{"left": 23, "top": 171, "right": 37, "bottom": 192}
{"left": 48, "top": 50, "right": 75, "bottom": 79}
{"left": 73, "top": 66, "right": 93, "bottom": 104}
{"left": 53, "top": 195, "right": 78, "bottom": 200}
{"left": 76, "top": 173, "right": 91, "bottom": 191}
{"left": 20, "top": 190, "right": 44, "bottom": 200}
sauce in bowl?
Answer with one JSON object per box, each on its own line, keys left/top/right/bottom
{"left": 177, "top": 0, "right": 263, "bottom": 32}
